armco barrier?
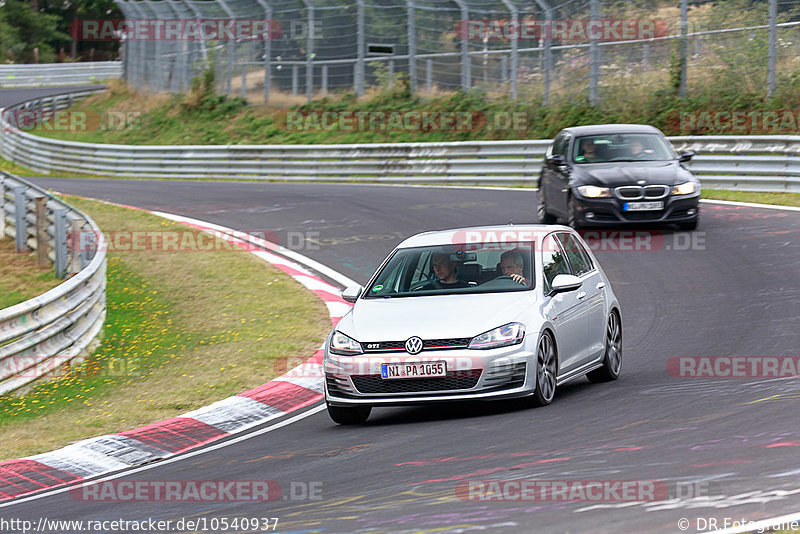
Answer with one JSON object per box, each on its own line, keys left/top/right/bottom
{"left": 1, "top": 91, "right": 799, "bottom": 192}
{"left": 0, "top": 62, "right": 122, "bottom": 87}
{"left": 0, "top": 172, "right": 107, "bottom": 396}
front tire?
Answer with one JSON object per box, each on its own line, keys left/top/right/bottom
{"left": 587, "top": 310, "right": 622, "bottom": 383}
{"left": 677, "top": 217, "right": 698, "bottom": 231}
{"left": 530, "top": 331, "right": 558, "bottom": 406}
{"left": 537, "top": 188, "right": 557, "bottom": 224}
{"left": 567, "top": 195, "right": 583, "bottom": 230}
{"left": 326, "top": 402, "right": 371, "bottom": 425}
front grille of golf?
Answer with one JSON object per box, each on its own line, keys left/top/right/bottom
{"left": 363, "top": 337, "right": 472, "bottom": 352}
{"left": 351, "top": 369, "right": 482, "bottom": 394}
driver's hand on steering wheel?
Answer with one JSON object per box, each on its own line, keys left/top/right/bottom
{"left": 509, "top": 273, "right": 526, "bottom": 285}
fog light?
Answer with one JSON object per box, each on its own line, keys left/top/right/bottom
{"left": 687, "top": 209, "right": 696, "bottom": 216}
{"left": 585, "top": 212, "right": 595, "bottom": 219}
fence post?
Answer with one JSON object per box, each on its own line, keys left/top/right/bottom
{"left": 356, "top": 0, "right": 365, "bottom": 96}
{"left": 14, "top": 186, "right": 27, "bottom": 253}
{"left": 322, "top": 65, "right": 328, "bottom": 94}
{"left": 305, "top": 1, "right": 314, "bottom": 101}
{"left": 679, "top": 0, "right": 688, "bottom": 98}
{"left": 589, "top": 0, "right": 599, "bottom": 105}
{"left": 54, "top": 208, "right": 67, "bottom": 278}
{"left": 453, "top": 0, "right": 469, "bottom": 91}
{"left": 292, "top": 65, "right": 299, "bottom": 96}
{"left": 35, "top": 196, "right": 48, "bottom": 266}
{"left": 534, "top": 0, "right": 553, "bottom": 105}
{"left": 426, "top": 59, "right": 432, "bottom": 92}
{"left": 215, "top": 0, "right": 237, "bottom": 96}
{"left": 252, "top": 0, "right": 272, "bottom": 104}
{"left": 0, "top": 177, "right": 5, "bottom": 239}
{"left": 768, "top": 0, "right": 777, "bottom": 98}
{"left": 388, "top": 60, "right": 394, "bottom": 89}
{"left": 500, "top": 0, "right": 518, "bottom": 99}
{"left": 407, "top": 0, "right": 416, "bottom": 92}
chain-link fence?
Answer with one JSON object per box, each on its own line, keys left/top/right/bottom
{"left": 112, "top": 0, "right": 800, "bottom": 104}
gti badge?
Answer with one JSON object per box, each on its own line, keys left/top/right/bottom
{"left": 405, "top": 336, "right": 423, "bottom": 355}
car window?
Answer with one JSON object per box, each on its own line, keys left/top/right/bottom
{"left": 557, "top": 233, "right": 595, "bottom": 277}
{"left": 572, "top": 133, "right": 674, "bottom": 163}
{"left": 550, "top": 132, "right": 565, "bottom": 158}
{"left": 364, "top": 241, "right": 534, "bottom": 298}
{"left": 558, "top": 133, "right": 571, "bottom": 157}
{"left": 542, "top": 235, "right": 571, "bottom": 291}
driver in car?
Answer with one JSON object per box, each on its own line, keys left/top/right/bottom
{"left": 421, "top": 252, "right": 470, "bottom": 290}
{"left": 500, "top": 250, "right": 529, "bottom": 285}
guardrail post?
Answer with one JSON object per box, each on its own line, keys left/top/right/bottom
{"left": 35, "top": 196, "right": 48, "bottom": 266}
{"left": 70, "top": 219, "right": 84, "bottom": 274}
{"left": 54, "top": 208, "right": 67, "bottom": 278}
{"left": 13, "top": 186, "right": 27, "bottom": 253}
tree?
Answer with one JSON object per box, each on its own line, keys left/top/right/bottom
{"left": 0, "top": 0, "right": 67, "bottom": 62}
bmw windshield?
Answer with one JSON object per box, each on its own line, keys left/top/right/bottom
{"left": 364, "top": 241, "right": 534, "bottom": 298}
{"left": 573, "top": 133, "right": 676, "bottom": 164}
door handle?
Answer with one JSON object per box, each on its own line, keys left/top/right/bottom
{"left": 596, "top": 282, "right": 605, "bottom": 289}
{"left": 577, "top": 292, "right": 587, "bottom": 300}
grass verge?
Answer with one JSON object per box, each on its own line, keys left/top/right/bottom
{"left": 0, "top": 196, "right": 331, "bottom": 461}
{"left": 0, "top": 238, "right": 62, "bottom": 309}
{"left": 701, "top": 189, "right": 800, "bottom": 208}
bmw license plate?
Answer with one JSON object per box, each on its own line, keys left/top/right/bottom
{"left": 623, "top": 201, "right": 664, "bottom": 211}
{"left": 381, "top": 361, "right": 446, "bottom": 379}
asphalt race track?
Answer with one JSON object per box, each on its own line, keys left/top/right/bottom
{"left": 1, "top": 177, "right": 797, "bottom": 533}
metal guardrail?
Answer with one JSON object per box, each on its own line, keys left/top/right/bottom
{"left": 0, "top": 62, "right": 122, "bottom": 88}
{"left": 0, "top": 92, "right": 799, "bottom": 192}
{"left": 0, "top": 172, "right": 107, "bottom": 396}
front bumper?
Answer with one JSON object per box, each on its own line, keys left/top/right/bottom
{"left": 572, "top": 190, "right": 700, "bottom": 226}
{"left": 324, "top": 345, "right": 535, "bottom": 407}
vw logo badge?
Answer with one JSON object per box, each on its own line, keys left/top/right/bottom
{"left": 405, "top": 336, "right": 424, "bottom": 355}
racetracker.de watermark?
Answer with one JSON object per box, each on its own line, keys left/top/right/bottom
{"left": 667, "top": 356, "right": 800, "bottom": 378}
{"left": 68, "top": 229, "right": 321, "bottom": 253}
{"left": 456, "top": 19, "right": 668, "bottom": 41}
{"left": 669, "top": 110, "right": 800, "bottom": 134}
{"left": 1, "top": 110, "right": 140, "bottom": 132}
{"left": 69, "top": 480, "right": 322, "bottom": 502}
{"left": 70, "top": 18, "right": 285, "bottom": 41}
{"left": 283, "top": 110, "right": 528, "bottom": 132}
{"left": 457, "top": 480, "right": 715, "bottom": 502}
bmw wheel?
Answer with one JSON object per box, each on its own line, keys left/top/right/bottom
{"left": 567, "top": 196, "right": 583, "bottom": 230}
{"left": 538, "top": 189, "right": 557, "bottom": 224}
{"left": 531, "top": 331, "right": 558, "bottom": 406}
{"left": 587, "top": 310, "right": 622, "bottom": 383}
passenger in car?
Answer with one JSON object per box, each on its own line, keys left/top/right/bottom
{"left": 421, "top": 252, "right": 470, "bottom": 290}
{"left": 500, "top": 250, "right": 529, "bottom": 285}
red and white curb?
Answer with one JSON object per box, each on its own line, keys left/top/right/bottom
{"left": 0, "top": 209, "right": 353, "bottom": 502}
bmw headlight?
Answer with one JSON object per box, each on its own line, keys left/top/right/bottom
{"left": 329, "top": 331, "right": 363, "bottom": 356}
{"left": 468, "top": 323, "right": 525, "bottom": 350}
{"left": 577, "top": 185, "right": 612, "bottom": 198}
{"left": 671, "top": 182, "right": 699, "bottom": 196}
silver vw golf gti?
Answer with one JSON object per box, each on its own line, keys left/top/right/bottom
{"left": 324, "top": 225, "right": 622, "bottom": 424}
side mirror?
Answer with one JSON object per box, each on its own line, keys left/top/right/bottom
{"left": 341, "top": 285, "right": 363, "bottom": 303}
{"left": 549, "top": 274, "right": 582, "bottom": 295}
{"left": 679, "top": 150, "right": 695, "bottom": 163}
{"left": 547, "top": 154, "right": 566, "bottom": 166}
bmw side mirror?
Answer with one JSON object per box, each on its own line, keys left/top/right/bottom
{"left": 679, "top": 150, "right": 695, "bottom": 163}
{"left": 547, "top": 154, "right": 566, "bottom": 167}
{"left": 341, "top": 285, "right": 363, "bottom": 303}
{"left": 549, "top": 274, "right": 582, "bottom": 296}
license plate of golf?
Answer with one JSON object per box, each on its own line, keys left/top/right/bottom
{"left": 381, "top": 361, "right": 446, "bottom": 379}
{"left": 623, "top": 201, "right": 663, "bottom": 211}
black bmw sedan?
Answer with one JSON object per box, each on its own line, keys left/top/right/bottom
{"left": 537, "top": 124, "right": 700, "bottom": 230}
